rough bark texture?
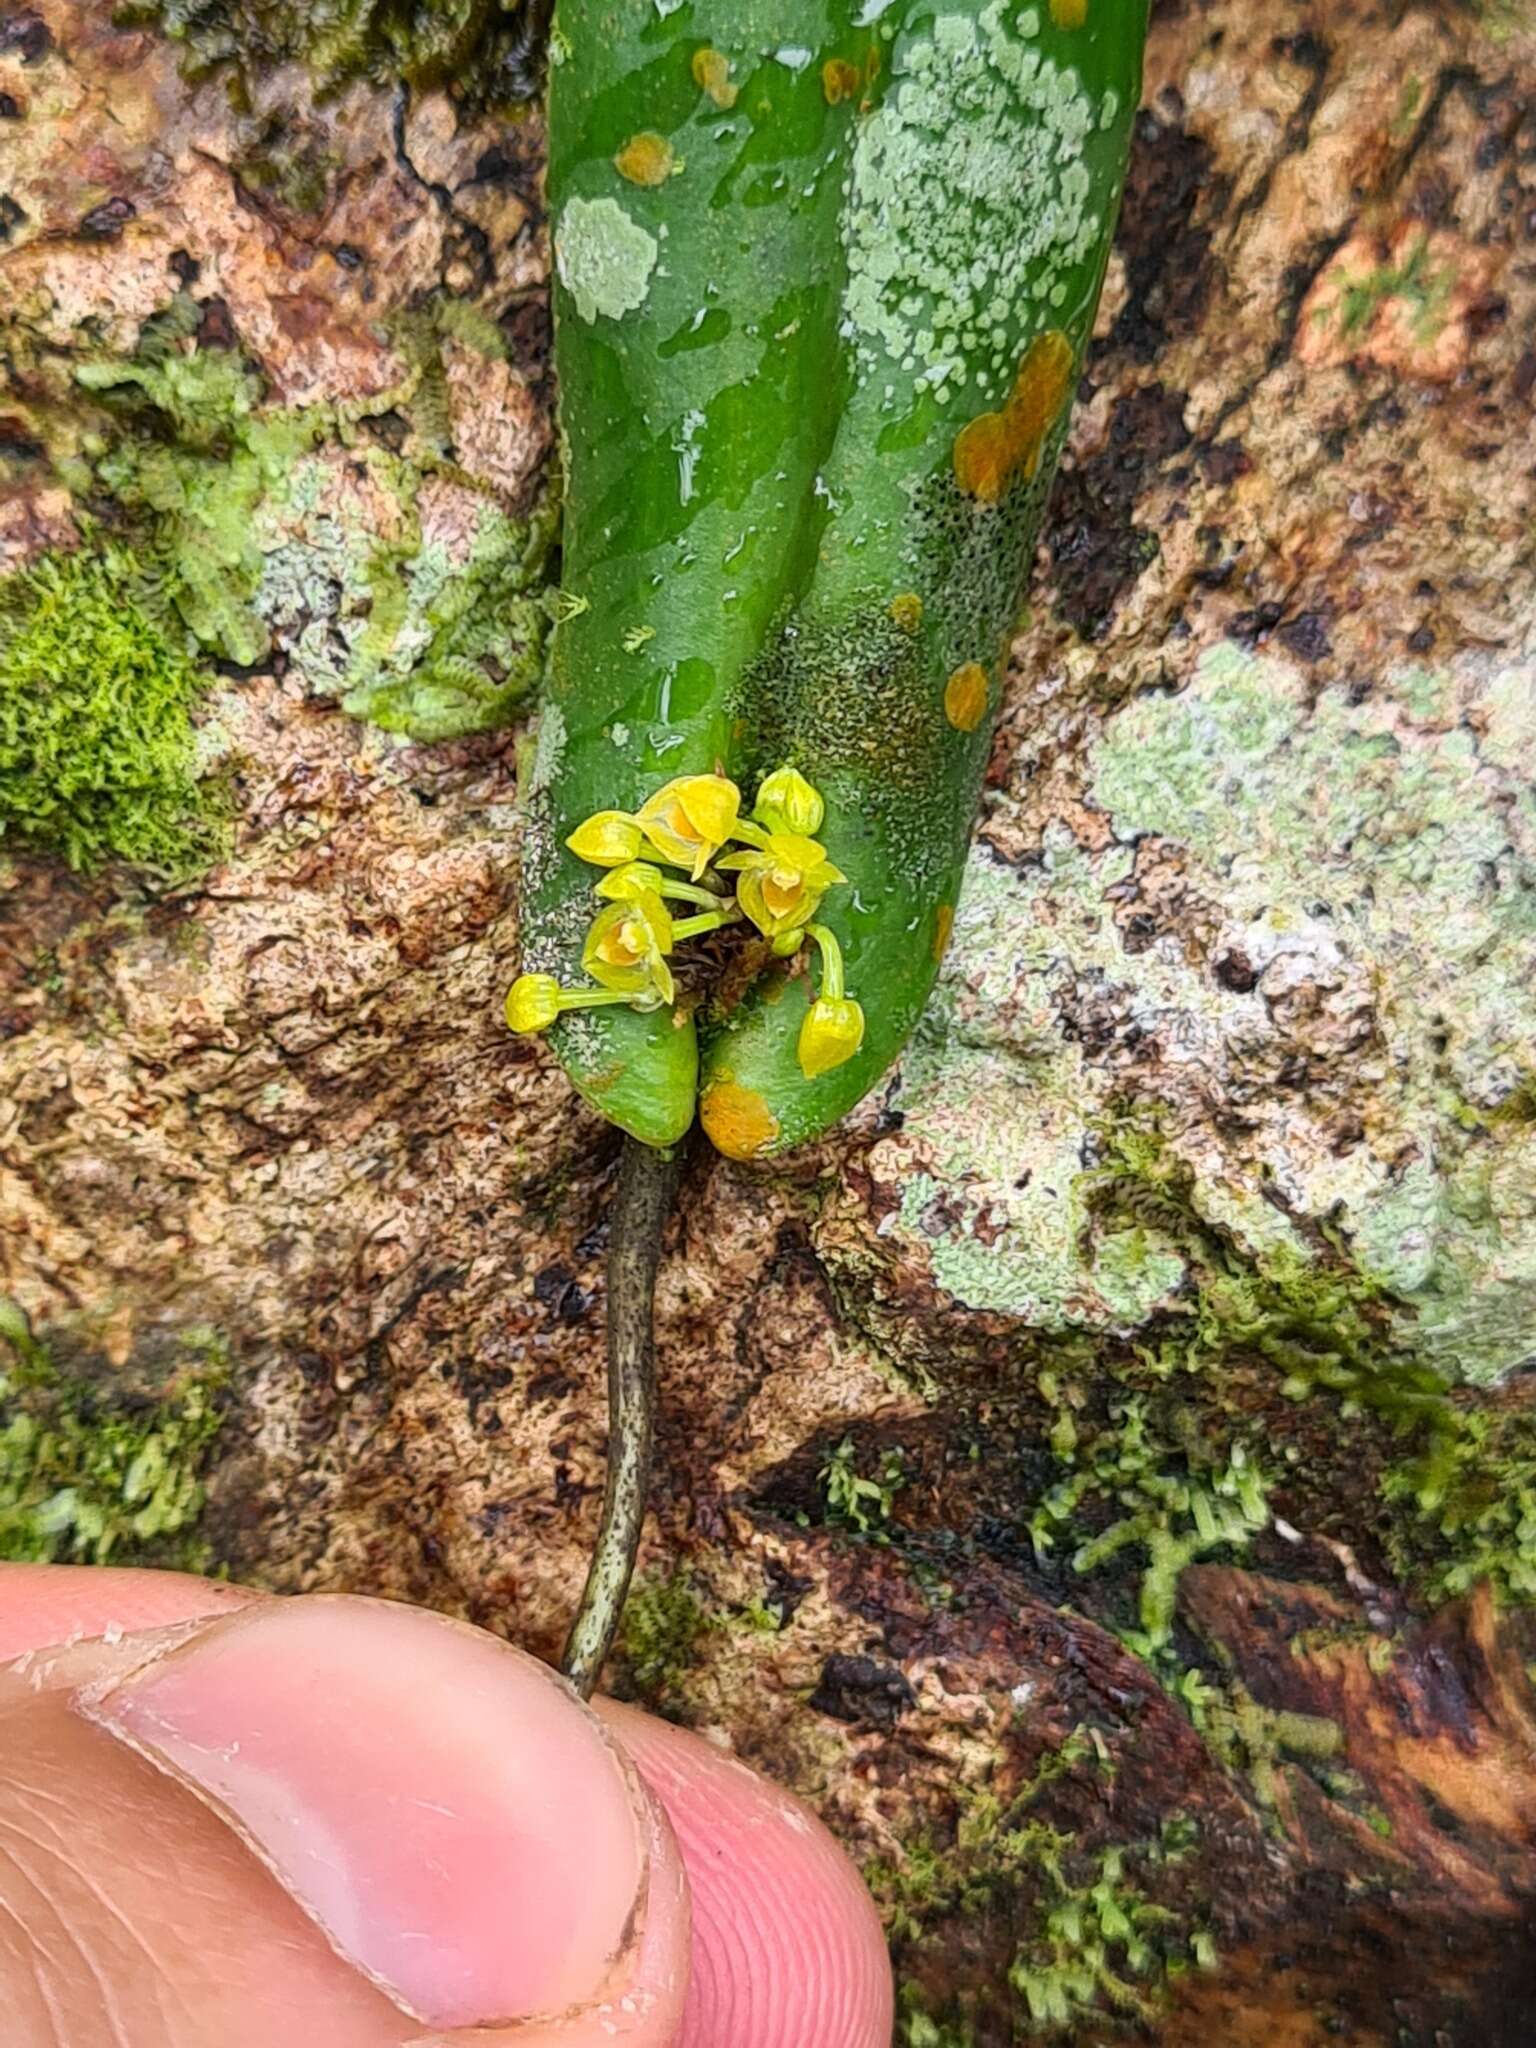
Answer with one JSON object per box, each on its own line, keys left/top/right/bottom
{"left": 4, "top": 2, "right": 1536, "bottom": 2042}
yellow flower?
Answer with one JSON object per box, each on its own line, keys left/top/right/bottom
{"left": 636, "top": 773, "right": 741, "bottom": 878}
{"left": 794, "top": 919, "right": 864, "bottom": 1075}
{"left": 799, "top": 997, "right": 865, "bottom": 1078}
{"left": 596, "top": 860, "right": 726, "bottom": 911}
{"left": 505, "top": 973, "right": 563, "bottom": 1032}
{"left": 718, "top": 831, "right": 845, "bottom": 939}
{"left": 582, "top": 892, "right": 676, "bottom": 1005}
{"left": 753, "top": 765, "right": 824, "bottom": 836}
{"left": 505, "top": 973, "right": 639, "bottom": 1035}
{"left": 567, "top": 810, "right": 643, "bottom": 867}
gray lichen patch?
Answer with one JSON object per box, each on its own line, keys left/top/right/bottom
{"left": 871, "top": 640, "right": 1536, "bottom": 1385}
{"left": 556, "top": 197, "right": 660, "bottom": 324}
{"left": 841, "top": 5, "right": 1102, "bottom": 397}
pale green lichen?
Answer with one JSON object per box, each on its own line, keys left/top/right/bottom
{"left": 842, "top": 6, "right": 1101, "bottom": 397}
{"left": 524, "top": 703, "right": 567, "bottom": 801}
{"left": 556, "top": 197, "right": 660, "bottom": 324}
{"left": 57, "top": 295, "right": 554, "bottom": 744}
{"left": 1088, "top": 644, "right": 1536, "bottom": 1383}
{"left": 338, "top": 498, "right": 553, "bottom": 741}
{"left": 883, "top": 642, "right": 1536, "bottom": 1384}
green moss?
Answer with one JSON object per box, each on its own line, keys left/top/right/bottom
{"left": 0, "top": 1301, "right": 227, "bottom": 1567}
{"left": 821, "top": 1434, "right": 907, "bottom": 1538}
{"left": 0, "top": 545, "right": 226, "bottom": 873}
{"left": 1006, "top": 1838, "right": 1213, "bottom": 2033}
{"left": 867, "top": 1733, "right": 1097, "bottom": 1942}
{"left": 1029, "top": 1390, "right": 1270, "bottom": 1659}
{"left": 120, "top": 0, "right": 548, "bottom": 108}
{"left": 871, "top": 1750, "right": 1216, "bottom": 2041}
{"left": 1174, "top": 1670, "right": 1341, "bottom": 1811}
{"left": 1079, "top": 1109, "right": 1536, "bottom": 1610}
{"left": 1383, "top": 1403, "right": 1536, "bottom": 1603}
{"left": 897, "top": 2000, "right": 976, "bottom": 2048}
{"left": 616, "top": 1568, "right": 709, "bottom": 1704}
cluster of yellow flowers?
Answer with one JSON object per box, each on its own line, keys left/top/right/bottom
{"left": 507, "top": 766, "right": 865, "bottom": 1079}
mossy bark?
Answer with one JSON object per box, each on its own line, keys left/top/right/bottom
{"left": 4, "top": 2, "right": 1536, "bottom": 2043}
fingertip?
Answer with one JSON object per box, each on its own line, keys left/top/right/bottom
{"left": 0, "top": 1561, "right": 254, "bottom": 1663}
{"left": 77, "top": 1595, "right": 687, "bottom": 2039}
{"left": 597, "top": 1700, "right": 894, "bottom": 2048}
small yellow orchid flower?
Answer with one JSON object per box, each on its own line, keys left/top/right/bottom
{"left": 505, "top": 973, "right": 640, "bottom": 1035}
{"left": 796, "top": 922, "right": 864, "bottom": 1076}
{"left": 799, "top": 996, "right": 866, "bottom": 1077}
{"left": 567, "top": 810, "right": 644, "bottom": 866}
{"left": 636, "top": 773, "right": 741, "bottom": 878}
{"left": 582, "top": 892, "right": 677, "bottom": 1005}
{"left": 753, "top": 764, "right": 824, "bottom": 836}
{"left": 596, "top": 860, "right": 728, "bottom": 911}
{"left": 717, "top": 831, "right": 846, "bottom": 939}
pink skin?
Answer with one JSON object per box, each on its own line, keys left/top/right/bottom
{"left": 0, "top": 1567, "right": 893, "bottom": 2048}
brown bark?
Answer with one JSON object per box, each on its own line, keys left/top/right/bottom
{"left": 5, "top": 1, "right": 1536, "bottom": 2040}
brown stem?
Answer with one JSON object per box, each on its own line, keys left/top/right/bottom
{"left": 561, "top": 1134, "right": 682, "bottom": 1699}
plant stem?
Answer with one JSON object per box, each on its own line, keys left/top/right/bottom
{"left": 561, "top": 1135, "right": 683, "bottom": 1699}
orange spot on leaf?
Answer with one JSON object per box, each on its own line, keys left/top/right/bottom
{"left": 889, "top": 591, "right": 923, "bottom": 634}
{"left": 701, "top": 1079, "right": 779, "bottom": 1161}
{"left": 932, "top": 902, "right": 955, "bottom": 965}
{"left": 944, "top": 661, "right": 989, "bottom": 733}
{"left": 822, "top": 56, "right": 861, "bottom": 104}
{"left": 691, "top": 46, "right": 738, "bottom": 109}
{"left": 614, "top": 132, "right": 676, "bottom": 186}
{"left": 952, "top": 329, "right": 1075, "bottom": 503}
{"left": 1050, "top": 0, "right": 1088, "bottom": 25}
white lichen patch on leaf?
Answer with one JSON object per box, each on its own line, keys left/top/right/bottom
{"left": 556, "top": 196, "right": 660, "bottom": 324}
{"left": 526, "top": 703, "right": 567, "bottom": 801}
{"left": 840, "top": 4, "right": 1102, "bottom": 397}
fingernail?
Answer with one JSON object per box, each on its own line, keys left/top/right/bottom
{"left": 78, "top": 1596, "right": 652, "bottom": 2029}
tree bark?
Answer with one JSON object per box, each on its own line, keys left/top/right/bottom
{"left": 4, "top": 1, "right": 1536, "bottom": 2041}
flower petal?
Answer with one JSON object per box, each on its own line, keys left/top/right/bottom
{"left": 753, "top": 766, "right": 824, "bottom": 835}
{"left": 567, "top": 812, "right": 643, "bottom": 866}
{"left": 675, "top": 774, "right": 741, "bottom": 844}
{"left": 596, "top": 860, "right": 668, "bottom": 901}
{"left": 505, "top": 974, "right": 562, "bottom": 1033}
{"left": 798, "top": 997, "right": 865, "bottom": 1078}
